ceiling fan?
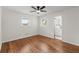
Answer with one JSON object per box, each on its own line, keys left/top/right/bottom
{"left": 30, "top": 6, "right": 47, "bottom": 14}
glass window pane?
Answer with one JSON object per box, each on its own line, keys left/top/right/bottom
{"left": 21, "top": 16, "right": 28, "bottom": 25}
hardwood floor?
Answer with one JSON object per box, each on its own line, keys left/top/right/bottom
{"left": 1, "top": 35, "right": 79, "bottom": 53}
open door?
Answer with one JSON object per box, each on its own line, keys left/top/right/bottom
{"left": 54, "top": 16, "right": 62, "bottom": 40}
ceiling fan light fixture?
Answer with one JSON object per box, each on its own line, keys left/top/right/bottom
{"left": 36, "top": 10, "right": 40, "bottom": 13}
{"left": 36, "top": 10, "right": 40, "bottom": 14}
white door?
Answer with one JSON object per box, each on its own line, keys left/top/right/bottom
{"left": 54, "top": 16, "right": 62, "bottom": 40}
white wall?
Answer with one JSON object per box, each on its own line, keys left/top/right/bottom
{"left": 2, "top": 8, "right": 38, "bottom": 42}
{"left": 62, "top": 7, "right": 79, "bottom": 46}
{"left": 39, "top": 15, "right": 55, "bottom": 38}
{"left": 0, "top": 7, "right": 2, "bottom": 50}
{"left": 39, "top": 7, "right": 79, "bottom": 46}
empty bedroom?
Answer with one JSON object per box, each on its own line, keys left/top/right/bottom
{"left": 0, "top": 6, "right": 79, "bottom": 53}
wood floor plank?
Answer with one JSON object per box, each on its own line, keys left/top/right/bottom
{"left": 1, "top": 35, "right": 79, "bottom": 53}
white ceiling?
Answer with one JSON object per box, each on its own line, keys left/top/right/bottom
{"left": 3, "top": 6, "right": 76, "bottom": 16}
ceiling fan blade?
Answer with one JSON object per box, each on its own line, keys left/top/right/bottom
{"left": 40, "top": 6, "right": 46, "bottom": 9}
{"left": 30, "top": 10, "right": 36, "bottom": 12}
{"left": 41, "top": 10, "right": 47, "bottom": 12}
{"left": 37, "top": 6, "right": 40, "bottom": 10}
{"left": 31, "top": 6, "right": 37, "bottom": 10}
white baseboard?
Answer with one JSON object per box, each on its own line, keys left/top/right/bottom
{"left": 62, "top": 40, "right": 79, "bottom": 46}
{"left": 2, "top": 34, "right": 79, "bottom": 47}
{"left": 2, "top": 34, "right": 38, "bottom": 43}
{"left": 39, "top": 34, "right": 79, "bottom": 46}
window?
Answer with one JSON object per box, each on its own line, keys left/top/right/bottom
{"left": 21, "top": 16, "right": 28, "bottom": 25}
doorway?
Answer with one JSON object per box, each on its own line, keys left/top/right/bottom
{"left": 54, "top": 16, "right": 62, "bottom": 40}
